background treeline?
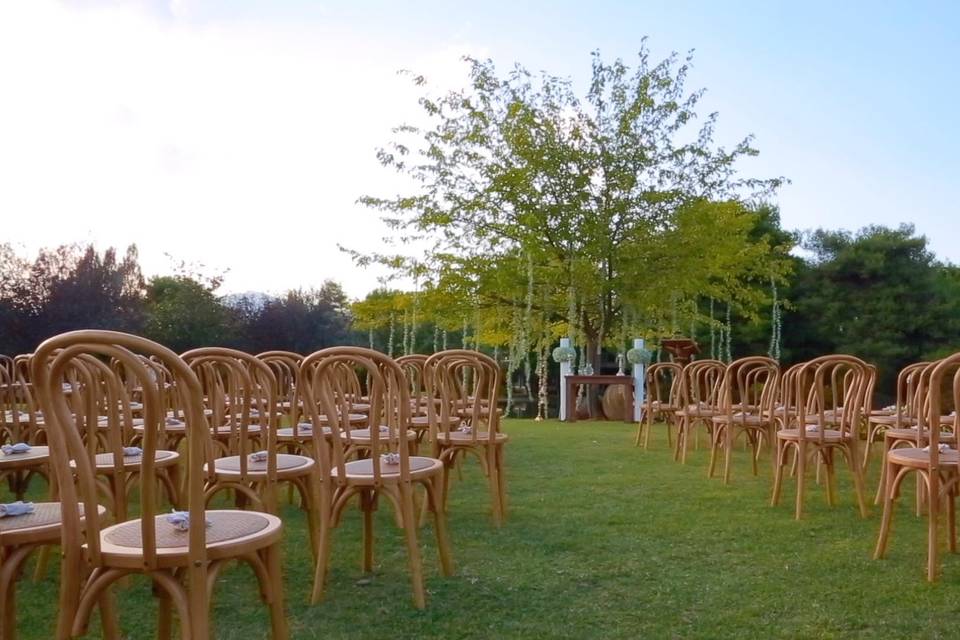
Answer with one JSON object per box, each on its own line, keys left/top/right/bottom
{"left": 2, "top": 221, "right": 959, "bottom": 398}
{"left": 0, "top": 244, "right": 353, "bottom": 356}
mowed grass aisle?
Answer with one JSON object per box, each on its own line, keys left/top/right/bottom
{"left": 12, "top": 419, "right": 960, "bottom": 638}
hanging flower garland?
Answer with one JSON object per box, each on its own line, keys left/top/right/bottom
{"left": 768, "top": 276, "right": 782, "bottom": 361}
{"left": 401, "top": 308, "right": 411, "bottom": 357}
{"left": 709, "top": 297, "right": 716, "bottom": 360}
{"left": 724, "top": 303, "right": 733, "bottom": 363}
{"left": 387, "top": 312, "right": 396, "bottom": 357}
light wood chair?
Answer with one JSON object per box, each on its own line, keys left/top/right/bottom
{"left": 874, "top": 355, "right": 960, "bottom": 581}
{"left": 425, "top": 350, "right": 508, "bottom": 526}
{"left": 398, "top": 354, "right": 458, "bottom": 443}
{"left": 66, "top": 354, "right": 182, "bottom": 521}
{"left": 182, "top": 347, "right": 320, "bottom": 559}
{"left": 634, "top": 362, "right": 683, "bottom": 449}
{"left": 708, "top": 356, "right": 780, "bottom": 484}
{"left": 0, "top": 362, "right": 50, "bottom": 501}
{"left": 257, "top": 351, "right": 304, "bottom": 425}
{"left": 31, "top": 329, "right": 288, "bottom": 639}
{"left": 673, "top": 359, "right": 725, "bottom": 464}
{"left": 300, "top": 346, "right": 453, "bottom": 608}
{"left": 771, "top": 354, "right": 871, "bottom": 520}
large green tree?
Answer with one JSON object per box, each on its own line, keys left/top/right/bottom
{"left": 357, "top": 46, "right": 792, "bottom": 368}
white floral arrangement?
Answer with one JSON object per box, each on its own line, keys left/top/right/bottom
{"left": 626, "top": 347, "right": 652, "bottom": 365}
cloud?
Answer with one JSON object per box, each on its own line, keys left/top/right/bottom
{"left": 0, "top": 0, "right": 484, "bottom": 297}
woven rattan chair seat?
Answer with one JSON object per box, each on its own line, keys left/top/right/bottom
{"left": 0, "top": 502, "right": 103, "bottom": 542}
{"left": 0, "top": 445, "right": 49, "bottom": 469}
{"left": 711, "top": 413, "right": 770, "bottom": 425}
{"left": 92, "top": 450, "right": 179, "bottom": 469}
{"left": 436, "top": 431, "right": 508, "bottom": 444}
{"left": 277, "top": 425, "right": 332, "bottom": 440}
{"left": 408, "top": 415, "right": 460, "bottom": 429}
{"left": 133, "top": 418, "right": 187, "bottom": 432}
{"left": 332, "top": 456, "right": 442, "bottom": 481}
{"left": 777, "top": 427, "right": 847, "bottom": 442}
{"left": 209, "top": 453, "right": 314, "bottom": 475}
{"left": 211, "top": 424, "right": 262, "bottom": 436}
{"left": 887, "top": 447, "right": 960, "bottom": 467}
{"left": 347, "top": 428, "right": 417, "bottom": 442}
{"left": 349, "top": 403, "right": 371, "bottom": 413}
{"left": 102, "top": 510, "right": 276, "bottom": 550}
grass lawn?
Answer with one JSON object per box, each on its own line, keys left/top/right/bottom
{"left": 9, "top": 419, "right": 960, "bottom": 639}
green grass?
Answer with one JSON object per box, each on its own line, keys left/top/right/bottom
{"left": 9, "top": 419, "right": 960, "bottom": 639}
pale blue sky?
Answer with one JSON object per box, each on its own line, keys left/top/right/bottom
{"left": 3, "top": 1, "right": 957, "bottom": 295}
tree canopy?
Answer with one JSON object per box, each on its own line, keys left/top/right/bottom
{"left": 356, "top": 46, "right": 793, "bottom": 371}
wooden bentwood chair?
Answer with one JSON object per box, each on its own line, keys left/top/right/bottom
{"left": 300, "top": 346, "right": 453, "bottom": 609}
{"left": 634, "top": 362, "right": 682, "bottom": 449}
{"left": 32, "top": 330, "right": 288, "bottom": 640}
{"left": 425, "top": 349, "right": 509, "bottom": 527}
{"left": 874, "top": 356, "right": 960, "bottom": 581}
{"left": 771, "top": 354, "right": 870, "bottom": 520}
{"left": 708, "top": 356, "right": 780, "bottom": 484}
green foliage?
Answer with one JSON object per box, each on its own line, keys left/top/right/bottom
{"left": 142, "top": 276, "right": 233, "bottom": 353}
{"left": 783, "top": 224, "right": 960, "bottom": 394}
{"left": 356, "top": 46, "right": 792, "bottom": 359}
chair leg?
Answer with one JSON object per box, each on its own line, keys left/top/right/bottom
{"left": 673, "top": 417, "right": 685, "bottom": 462}
{"left": 633, "top": 414, "right": 644, "bottom": 447}
{"left": 496, "top": 444, "right": 508, "bottom": 521}
{"left": 264, "top": 542, "right": 289, "bottom": 640}
{"left": 771, "top": 439, "right": 785, "bottom": 507}
{"left": 823, "top": 450, "right": 837, "bottom": 507}
{"left": 795, "top": 443, "right": 807, "bottom": 520}
{"left": 846, "top": 444, "right": 869, "bottom": 518}
{"left": 706, "top": 426, "right": 720, "bottom": 478}
{"left": 399, "top": 482, "right": 427, "bottom": 609}
{"left": 156, "top": 587, "right": 173, "bottom": 640}
{"left": 361, "top": 490, "right": 375, "bottom": 573}
{"left": 98, "top": 589, "right": 121, "bottom": 640}
{"left": 487, "top": 446, "right": 503, "bottom": 527}
{"left": 948, "top": 482, "right": 957, "bottom": 554}
{"left": 928, "top": 485, "right": 940, "bottom": 582}
{"left": 0, "top": 546, "right": 19, "bottom": 640}
{"left": 874, "top": 437, "right": 890, "bottom": 505}
{"left": 310, "top": 484, "right": 333, "bottom": 604}
{"left": 873, "top": 461, "right": 899, "bottom": 559}
{"left": 723, "top": 426, "right": 735, "bottom": 485}
{"left": 428, "top": 476, "right": 454, "bottom": 576}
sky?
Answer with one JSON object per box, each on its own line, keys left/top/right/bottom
{"left": 1, "top": 0, "right": 957, "bottom": 298}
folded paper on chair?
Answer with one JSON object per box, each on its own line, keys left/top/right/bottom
{"left": 0, "top": 501, "right": 35, "bottom": 517}
{"left": 1, "top": 442, "right": 31, "bottom": 455}
{"left": 166, "top": 510, "right": 212, "bottom": 531}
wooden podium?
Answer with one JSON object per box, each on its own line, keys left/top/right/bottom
{"left": 661, "top": 338, "right": 700, "bottom": 366}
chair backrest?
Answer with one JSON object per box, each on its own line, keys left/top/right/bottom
{"left": 31, "top": 330, "right": 210, "bottom": 573}
{"left": 925, "top": 355, "right": 960, "bottom": 467}
{"left": 181, "top": 347, "right": 280, "bottom": 492}
{"left": 719, "top": 356, "right": 780, "bottom": 420}
{"left": 678, "top": 359, "right": 725, "bottom": 416}
{"left": 794, "top": 354, "right": 871, "bottom": 443}
{"left": 424, "top": 349, "right": 501, "bottom": 444}
{"left": 299, "top": 346, "right": 412, "bottom": 485}
{"left": 0, "top": 355, "right": 45, "bottom": 446}
{"left": 892, "top": 361, "right": 931, "bottom": 421}
{"left": 257, "top": 350, "right": 303, "bottom": 419}
{"left": 397, "top": 354, "right": 429, "bottom": 416}
{"left": 645, "top": 362, "right": 683, "bottom": 409}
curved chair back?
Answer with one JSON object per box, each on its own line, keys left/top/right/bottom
{"left": 181, "top": 347, "right": 280, "bottom": 493}
{"left": 31, "top": 330, "right": 210, "bottom": 575}
{"left": 299, "top": 346, "right": 412, "bottom": 485}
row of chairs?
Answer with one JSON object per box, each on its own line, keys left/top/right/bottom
{"left": 635, "top": 352, "right": 960, "bottom": 581}
{"left": 0, "top": 331, "right": 509, "bottom": 639}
